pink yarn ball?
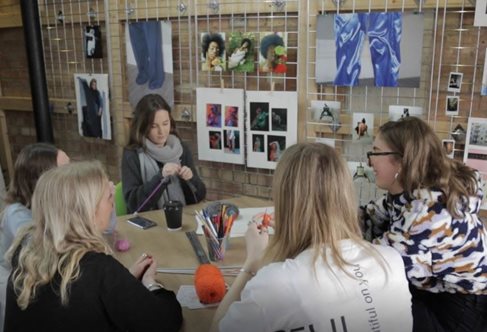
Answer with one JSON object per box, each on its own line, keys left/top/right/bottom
{"left": 115, "top": 239, "right": 131, "bottom": 252}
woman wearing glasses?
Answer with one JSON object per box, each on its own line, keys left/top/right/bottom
{"left": 363, "top": 117, "right": 487, "bottom": 332}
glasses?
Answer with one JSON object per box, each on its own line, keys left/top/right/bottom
{"left": 366, "top": 151, "right": 402, "bottom": 166}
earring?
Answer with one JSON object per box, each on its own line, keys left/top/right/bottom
{"left": 394, "top": 172, "right": 399, "bottom": 180}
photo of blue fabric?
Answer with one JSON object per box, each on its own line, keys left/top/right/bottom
{"left": 129, "top": 21, "right": 165, "bottom": 90}
{"left": 334, "top": 12, "right": 402, "bottom": 87}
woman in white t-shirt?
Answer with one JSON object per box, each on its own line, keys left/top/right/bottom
{"left": 211, "top": 143, "right": 412, "bottom": 332}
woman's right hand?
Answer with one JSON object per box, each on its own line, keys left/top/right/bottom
{"left": 162, "top": 163, "right": 181, "bottom": 177}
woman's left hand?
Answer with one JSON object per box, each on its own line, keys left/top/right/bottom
{"left": 129, "top": 253, "right": 153, "bottom": 280}
{"left": 179, "top": 166, "right": 193, "bottom": 181}
{"left": 243, "top": 222, "right": 269, "bottom": 273}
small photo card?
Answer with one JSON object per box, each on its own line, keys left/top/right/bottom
{"left": 446, "top": 96, "right": 459, "bottom": 116}
{"left": 447, "top": 72, "right": 463, "bottom": 93}
{"left": 442, "top": 139, "right": 455, "bottom": 159}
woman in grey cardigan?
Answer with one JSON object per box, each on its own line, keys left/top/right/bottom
{"left": 122, "top": 94, "right": 206, "bottom": 214}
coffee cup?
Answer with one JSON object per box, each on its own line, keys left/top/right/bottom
{"left": 163, "top": 200, "right": 183, "bottom": 231}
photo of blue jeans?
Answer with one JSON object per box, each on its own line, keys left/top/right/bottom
{"left": 334, "top": 12, "right": 402, "bottom": 87}
{"left": 129, "top": 21, "right": 165, "bottom": 90}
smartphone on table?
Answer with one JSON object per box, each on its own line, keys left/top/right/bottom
{"left": 127, "top": 216, "right": 157, "bottom": 229}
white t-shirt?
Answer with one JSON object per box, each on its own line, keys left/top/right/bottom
{"left": 220, "top": 240, "right": 412, "bottom": 332}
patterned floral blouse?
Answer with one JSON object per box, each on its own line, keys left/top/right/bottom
{"left": 363, "top": 174, "right": 487, "bottom": 294}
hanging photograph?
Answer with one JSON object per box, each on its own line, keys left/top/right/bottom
{"left": 267, "top": 135, "right": 286, "bottom": 162}
{"left": 201, "top": 32, "right": 226, "bottom": 71}
{"left": 310, "top": 100, "right": 342, "bottom": 133}
{"left": 224, "top": 106, "right": 239, "bottom": 127}
{"left": 74, "top": 73, "right": 111, "bottom": 140}
{"left": 447, "top": 72, "right": 463, "bottom": 93}
{"left": 442, "top": 139, "right": 455, "bottom": 159}
{"left": 347, "top": 161, "right": 381, "bottom": 206}
{"left": 271, "top": 108, "right": 287, "bottom": 131}
{"left": 474, "top": 0, "right": 487, "bottom": 26}
{"left": 389, "top": 105, "right": 423, "bottom": 120}
{"left": 246, "top": 91, "right": 298, "bottom": 169}
{"left": 259, "top": 32, "right": 287, "bottom": 74}
{"left": 316, "top": 12, "right": 425, "bottom": 87}
{"left": 446, "top": 96, "right": 459, "bottom": 116}
{"left": 352, "top": 113, "right": 374, "bottom": 143}
{"left": 209, "top": 131, "right": 222, "bottom": 150}
{"left": 227, "top": 32, "right": 256, "bottom": 72}
{"left": 223, "top": 130, "right": 240, "bottom": 154}
{"left": 250, "top": 102, "right": 270, "bottom": 131}
{"left": 85, "top": 25, "right": 102, "bottom": 58}
{"left": 464, "top": 117, "right": 487, "bottom": 210}
{"left": 252, "top": 134, "right": 265, "bottom": 152}
{"left": 125, "top": 21, "right": 174, "bottom": 108}
{"left": 206, "top": 104, "right": 222, "bottom": 127}
{"left": 196, "top": 88, "right": 245, "bottom": 164}
{"left": 481, "top": 51, "right": 487, "bottom": 96}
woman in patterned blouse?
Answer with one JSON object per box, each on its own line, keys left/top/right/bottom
{"left": 363, "top": 116, "right": 487, "bottom": 332}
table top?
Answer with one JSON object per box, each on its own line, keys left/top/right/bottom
{"left": 113, "top": 196, "right": 272, "bottom": 332}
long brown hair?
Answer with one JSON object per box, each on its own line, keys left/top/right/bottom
{"left": 5, "top": 143, "right": 59, "bottom": 208}
{"left": 264, "top": 143, "right": 381, "bottom": 272}
{"left": 126, "top": 94, "right": 178, "bottom": 149}
{"left": 378, "top": 117, "right": 477, "bottom": 217}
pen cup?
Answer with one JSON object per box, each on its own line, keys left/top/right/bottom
{"left": 204, "top": 235, "right": 228, "bottom": 262}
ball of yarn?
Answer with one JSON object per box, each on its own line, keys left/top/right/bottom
{"left": 115, "top": 239, "right": 131, "bottom": 252}
{"left": 194, "top": 264, "right": 226, "bottom": 304}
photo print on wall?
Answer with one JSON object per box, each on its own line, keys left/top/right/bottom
{"left": 352, "top": 113, "right": 374, "bottom": 144}
{"left": 316, "top": 12, "right": 424, "bottom": 87}
{"left": 447, "top": 72, "right": 463, "bottom": 93}
{"left": 474, "top": 0, "right": 487, "bottom": 26}
{"left": 196, "top": 88, "right": 245, "bottom": 164}
{"left": 481, "top": 51, "right": 487, "bottom": 96}
{"left": 442, "top": 139, "right": 455, "bottom": 159}
{"left": 201, "top": 32, "right": 226, "bottom": 72}
{"left": 85, "top": 25, "right": 102, "bottom": 58}
{"left": 464, "top": 117, "right": 487, "bottom": 210}
{"left": 227, "top": 32, "right": 256, "bottom": 72}
{"left": 206, "top": 104, "right": 222, "bottom": 127}
{"left": 446, "top": 96, "right": 459, "bottom": 116}
{"left": 310, "top": 100, "right": 342, "bottom": 133}
{"left": 125, "top": 21, "right": 174, "bottom": 108}
{"left": 250, "top": 102, "right": 270, "bottom": 131}
{"left": 246, "top": 91, "right": 297, "bottom": 169}
{"left": 259, "top": 32, "right": 288, "bottom": 74}
{"left": 74, "top": 73, "right": 111, "bottom": 140}
{"left": 388, "top": 105, "right": 423, "bottom": 121}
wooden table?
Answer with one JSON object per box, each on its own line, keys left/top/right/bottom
{"left": 113, "top": 196, "right": 272, "bottom": 332}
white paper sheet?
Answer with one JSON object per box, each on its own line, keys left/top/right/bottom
{"left": 176, "top": 285, "right": 219, "bottom": 309}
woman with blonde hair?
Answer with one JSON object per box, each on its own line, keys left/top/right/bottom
{"left": 4, "top": 161, "right": 182, "bottom": 331}
{"left": 211, "top": 143, "right": 411, "bottom": 332}
{"left": 364, "top": 116, "right": 487, "bottom": 331}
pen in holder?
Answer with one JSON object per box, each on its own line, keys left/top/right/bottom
{"left": 195, "top": 204, "right": 237, "bottom": 262}
{"left": 204, "top": 233, "right": 228, "bottom": 262}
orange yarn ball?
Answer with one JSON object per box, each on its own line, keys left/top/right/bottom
{"left": 194, "top": 264, "right": 226, "bottom": 304}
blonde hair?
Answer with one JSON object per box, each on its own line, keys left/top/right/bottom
{"left": 378, "top": 117, "right": 478, "bottom": 218}
{"left": 265, "top": 143, "right": 380, "bottom": 272}
{"left": 8, "top": 161, "right": 112, "bottom": 309}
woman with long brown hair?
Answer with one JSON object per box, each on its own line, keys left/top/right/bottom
{"left": 122, "top": 94, "right": 206, "bottom": 213}
{"left": 364, "top": 116, "right": 487, "bottom": 331}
